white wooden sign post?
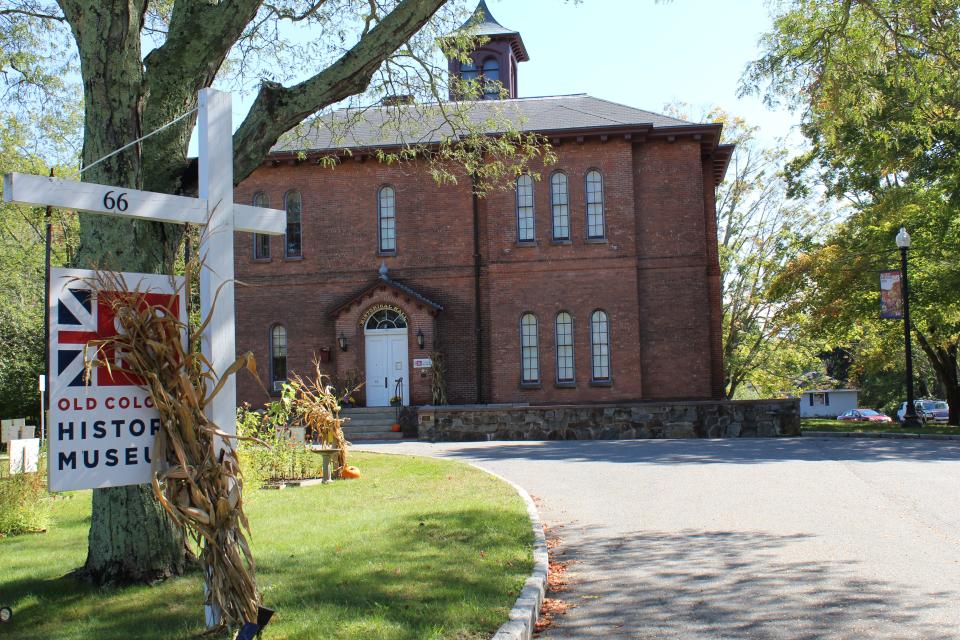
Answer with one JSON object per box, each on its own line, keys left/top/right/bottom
{"left": 4, "top": 89, "right": 283, "bottom": 465}
{"left": 3, "top": 89, "right": 284, "bottom": 624}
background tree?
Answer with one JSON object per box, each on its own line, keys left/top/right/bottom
{"left": 667, "top": 104, "right": 825, "bottom": 399}
{"left": 1, "top": 0, "right": 552, "bottom": 584}
{"left": 745, "top": 0, "right": 960, "bottom": 423}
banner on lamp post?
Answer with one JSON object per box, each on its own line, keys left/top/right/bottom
{"left": 879, "top": 269, "right": 904, "bottom": 319}
{"left": 48, "top": 268, "right": 185, "bottom": 492}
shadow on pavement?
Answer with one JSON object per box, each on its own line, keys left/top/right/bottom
{"left": 539, "top": 526, "right": 957, "bottom": 640}
{"left": 427, "top": 438, "right": 960, "bottom": 466}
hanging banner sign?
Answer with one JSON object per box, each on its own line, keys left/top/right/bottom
{"left": 48, "top": 268, "right": 185, "bottom": 492}
{"left": 879, "top": 269, "right": 903, "bottom": 319}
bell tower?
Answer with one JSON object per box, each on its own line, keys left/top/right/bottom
{"left": 447, "top": 0, "right": 529, "bottom": 100}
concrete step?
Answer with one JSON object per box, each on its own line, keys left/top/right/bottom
{"left": 341, "top": 407, "right": 400, "bottom": 415}
{"left": 345, "top": 431, "right": 404, "bottom": 441}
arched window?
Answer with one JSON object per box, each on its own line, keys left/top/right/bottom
{"left": 366, "top": 309, "right": 407, "bottom": 330}
{"left": 285, "top": 191, "right": 302, "bottom": 257}
{"left": 378, "top": 186, "right": 396, "bottom": 253}
{"left": 482, "top": 57, "right": 500, "bottom": 99}
{"left": 270, "top": 325, "right": 287, "bottom": 391}
{"left": 585, "top": 170, "right": 605, "bottom": 239}
{"left": 460, "top": 60, "right": 479, "bottom": 82}
{"left": 590, "top": 310, "right": 611, "bottom": 381}
{"left": 252, "top": 192, "right": 270, "bottom": 260}
{"left": 550, "top": 172, "right": 569, "bottom": 240}
{"left": 516, "top": 175, "right": 535, "bottom": 242}
{"left": 555, "top": 312, "right": 574, "bottom": 383}
{"left": 520, "top": 313, "right": 540, "bottom": 383}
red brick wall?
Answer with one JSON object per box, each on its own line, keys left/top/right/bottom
{"left": 481, "top": 140, "right": 644, "bottom": 402}
{"left": 232, "top": 136, "right": 724, "bottom": 407}
{"left": 233, "top": 159, "right": 479, "bottom": 407}
{"left": 633, "top": 140, "right": 715, "bottom": 400}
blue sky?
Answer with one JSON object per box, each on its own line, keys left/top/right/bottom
{"left": 486, "top": 0, "right": 799, "bottom": 144}
{"left": 206, "top": 0, "right": 801, "bottom": 153}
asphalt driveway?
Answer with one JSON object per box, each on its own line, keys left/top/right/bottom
{"left": 357, "top": 437, "right": 960, "bottom": 639}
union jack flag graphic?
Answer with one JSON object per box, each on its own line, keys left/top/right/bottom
{"left": 54, "top": 283, "right": 180, "bottom": 388}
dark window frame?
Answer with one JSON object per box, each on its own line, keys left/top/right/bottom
{"left": 589, "top": 309, "right": 611, "bottom": 382}
{"left": 252, "top": 191, "right": 271, "bottom": 261}
{"left": 377, "top": 184, "right": 397, "bottom": 255}
{"left": 585, "top": 169, "right": 606, "bottom": 240}
{"left": 555, "top": 311, "right": 575, "bottom": 384}
{"left": 519, "top": 312, "right": 540, "bottom": 384}
{"left": 284, "top": 190, "right": 303, "bottom": 258}
{"left": 550, "top": 171, "right": 570, "bottom": 241}
{"left": 481, "top": 56, "right": 500, "bottom": 99}
{"left": 269, "top": 324, "right": 288, "bottom": 393}
{"left": 515, "top": 174, "right": 535, "bottom": 243}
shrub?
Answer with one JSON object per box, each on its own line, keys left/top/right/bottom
{"left": 236, "top": 402, "right": 326, "bottom": 483}
{"left": 0, "top": 470, "right": 50, "bottom": 536}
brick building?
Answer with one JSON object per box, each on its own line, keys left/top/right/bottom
{"left": 234, "top": 1, "right": 732, "bottom": 408}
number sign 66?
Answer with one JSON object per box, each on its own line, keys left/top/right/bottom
{"left": 103, "top": 191, "right": 129, "bottom": 212}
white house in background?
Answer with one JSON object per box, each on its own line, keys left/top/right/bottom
{"left": 800, "top": 389, "right": 859, "bottom": 418}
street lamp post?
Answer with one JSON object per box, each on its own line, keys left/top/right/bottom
{"left": 897, "top": 227, "right": 922, "bottom": 429}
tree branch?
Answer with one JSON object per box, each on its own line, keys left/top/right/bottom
{"left": 0, "top": 7, "right": 65, "bottom": 20}
{"left": 231, "top": 0, "right": 447, "bottom": 185}
{"left": 140, "top": 0, "right": 263, "bottom": 193}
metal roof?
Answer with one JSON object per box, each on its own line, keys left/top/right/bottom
{"left": 454, "top": 0, "right": 529, "bottom": 61}
{"left": 273, "top": 94, "right": 696, "bottom": 154}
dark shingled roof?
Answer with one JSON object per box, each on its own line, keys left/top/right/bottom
{"left": 328, "top": 269, "right": 443, "bottom": 319}
{"left": 455, "top": 0, "right": 529, "bottom": 61}
{"left": 273, "top": 94, "right": 696, "bottom": 155}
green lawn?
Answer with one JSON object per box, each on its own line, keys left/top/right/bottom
{"left": 802, "top": 418, "right": 960, "bottom": 435}
{"left": 0, "top": 452, "right": 532, "bottom": 640}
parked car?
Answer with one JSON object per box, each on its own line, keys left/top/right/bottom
{"left": 896, "top": 399, "right": 950, "bottom": 425}
{"left": 837, "top": 409, "right": 893, "bottom": 423}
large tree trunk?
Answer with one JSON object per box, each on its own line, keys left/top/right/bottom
{"left": 914, "top": 330, "right": 960, "bottom": 426}
{"left": 84, "top": 486, "right": 190, "bottom": 584}
{"left": 60, "top": 0, "right": 190, "bottom": 583}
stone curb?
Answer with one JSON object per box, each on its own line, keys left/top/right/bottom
{"left": 462, "top": 463, "right": 548, "bottom": 640}
{"left": 804, "top": 431, "right": 960, "bottom": 441}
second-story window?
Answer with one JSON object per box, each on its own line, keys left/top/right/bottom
{"left": 516, "top": 175, "right": 535, "bottom": 242}
{"left": 378, "top": 186, "right": 396, "bottom": 253}
{"left": 285, "top": 190, "right": 302, "bottom": 257}
{"left": 550, "top": 172, "right": 569, "bottom": 240}
{"left": 585, "top": 170, "right": 605, "bottom": 239}
{"left": 252, "top": 192, "right": 270, "bottom": 260}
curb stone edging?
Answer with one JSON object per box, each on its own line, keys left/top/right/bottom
{"left": 804, "top": 431, "right": 960, "bottom": 441}
{"left": 463, "top": 463, "right": 549, "bottom": 640}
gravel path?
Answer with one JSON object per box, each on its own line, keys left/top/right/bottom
{"left": 356, "top": 438, "right": 960, "bottom": 639}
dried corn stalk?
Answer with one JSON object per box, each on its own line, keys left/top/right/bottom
{"left": 82, "top": 268, "right": 260, "bottom": 630}
{"left": 286, "top": 361, "right": 350, "bottom": 472}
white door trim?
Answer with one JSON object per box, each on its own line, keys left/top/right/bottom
{"left": 364, "top": 327, "right": 409, "bottom": 407}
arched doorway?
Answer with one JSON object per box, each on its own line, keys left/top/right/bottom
{"left": 363, "top": 307, "right": 409, "bottom": 406}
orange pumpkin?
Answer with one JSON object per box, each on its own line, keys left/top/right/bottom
{"left": 390, "top": 422, "right": 402, "bottom": 432}
{"left": 341, "top": 465, "right": 361, "bottom": 479}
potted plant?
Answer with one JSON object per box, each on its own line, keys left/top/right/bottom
{"left": 389, "top": 395, "right": 402, "bottom": 407}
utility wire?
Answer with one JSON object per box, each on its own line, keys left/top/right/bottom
{"left": 70, "top": 107, "right": 199, "bottom": 177}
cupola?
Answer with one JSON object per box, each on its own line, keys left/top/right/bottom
{"left": 446, "top": 0, "right": 529, "bottom": 100}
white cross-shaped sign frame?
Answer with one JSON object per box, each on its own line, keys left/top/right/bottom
{"left": 3, "top": 88, "right": 284, "bottom": 454}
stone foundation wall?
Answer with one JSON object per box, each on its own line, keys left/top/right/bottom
{"left": 418, "top": 399, "right": 800, "bottom": 441}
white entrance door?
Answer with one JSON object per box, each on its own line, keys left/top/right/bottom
{"left": 364, "top": 329, "right": 409, "bottom": 406}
